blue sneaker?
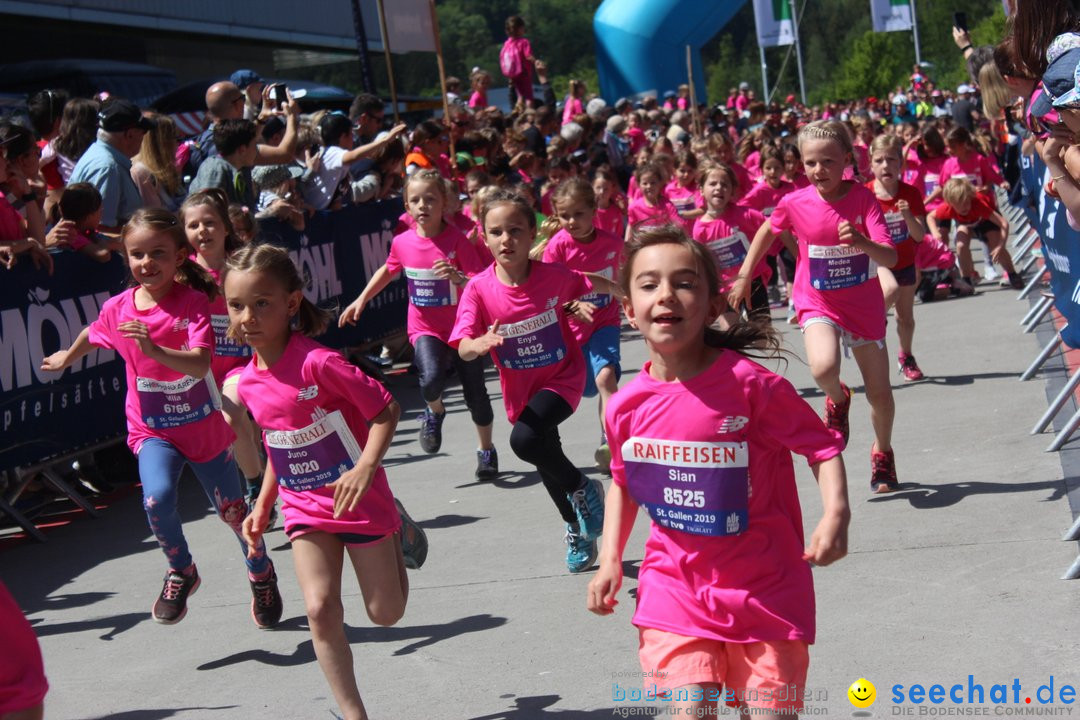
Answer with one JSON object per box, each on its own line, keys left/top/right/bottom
{"left": 568, "top": 476, "right": 605, "bottom": 541}
{"left": 565, "top": 524, "right": 597, "bottom": 573}
{"left": 418, "top": 408, "right": 445, "bottom": 454}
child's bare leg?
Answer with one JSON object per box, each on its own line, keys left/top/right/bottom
{"left": 292, "top": 533, "right": 367, "bottom": 720}
{"left": 984, "top": 230, "right": 1017, "bottom": 275}
{"left": 852, "top": 341, "right": 895, "bottom": 453}
{"left": 803, "top": 322, "right": 845, "bottom": 404}
{"left": 877, "top": 266, "right": 899, "bottom": 310}
{"left": 347, "top": 533, "right": 409, "bottom": 627}
{"left": 954, "top": 227, "right": 976, "bottom": 278}
{"left": 596, "top": 365, "right": 618, "bottom": 428}
{"left": 894, "top": 285, "right": 917, "bottom": 355}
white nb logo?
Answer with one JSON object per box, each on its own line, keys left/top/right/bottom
{"left": 717, "top": 416, "right": 749, "bottom": 433}
{"left": 296, "top": 385, "right": 319, "bottom": 401}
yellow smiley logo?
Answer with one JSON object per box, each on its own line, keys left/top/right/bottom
{"left": 848, "top": 678, "right": 876, "bottom": 708}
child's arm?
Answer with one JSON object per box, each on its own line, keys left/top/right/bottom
{"left": 341, "top": 124, "right": 408, "bottom": 165}
{"left": 729, "top": 219, "right": 775, "bottom": 308}
{"left": 926, "top": 212, "right": 946, "bottom": 242}
{"left": 803, "top": 454, "right": 850, "bottom": 566}
{"left": 40, "top": 326, "right": 97, "bottom": 372}
{"left": 327, "top": 400, "right": 400, "bottom": 518}
{"left": 116, "top": 320, "right": 211, "bottom": 377}
{"left": 989, "top": 210, "right": 1010, "bottom": 234}
{"left": 587, "top": 481, "right": 639, "bottom": 615}
{"left": 339, "top": 263, "right": 397, "bottom": 327}
{"left": 242, "top": 455, "right": 280, "bottom": 558}
{"left": 583, "top": 271, "right": 623, "bottom": 300}
{"left": 838, "top": 221, "right": 898, "bottom": 267}
{"left": 458, "top": 322, "right": 503, "bottom": 361}
{"left": 898, "top": 200, "right": 926, "bottom": 243}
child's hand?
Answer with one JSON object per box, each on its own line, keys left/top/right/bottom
{"left": 0, "top": 246, "right": 14, "bottom": 270}
{"left": 118, "top": 320, "right": 159, "bottom": 357}
{"left": 587, "top": 561, "right": 623, "bottom": 615}
{"left": 726, "top": 275, "right": 751, "bottom": 312}
{"left": 433, "top": 258, "right": 466, "bottom": 285}
{"left": 803, "top": 509, "right": 849, "bottom": 566}
{"left": 565, "top": 300, "right": 596, "bottom": 323}
{"left": 241, "top": 507, "right": 269, "bottom": 559}
{"left": 338, "top": 297, "right": 367, "bottom": 327}
{"left": 46, "top": 220, "right": 77, "bottom": 248}
{"left": 28, "top": 243, "right": 54, "bottom": 275}
{"left": 41, "top": 350, "right": 70, "bottom": 372}
{"left": 896, "top": 199, "right": 910, "bottom": 215}
{"left": 386, "top": 124, "right": 408, "bottom": 142}
{"left": 327, "top": 465, "right": 375, "bottom": 518}
{"left": 473, "top": 321, "right": 504, "bottom": 355}
{"left": 837, "top": 221, "right": 864, "bottom": 246}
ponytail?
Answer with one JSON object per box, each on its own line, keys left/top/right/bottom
{"left": 176, "top": 257, "right": 219, "bottom": 301}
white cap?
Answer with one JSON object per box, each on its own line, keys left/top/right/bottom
{"left": 892, "top": 94, "right": 907, "bottom": 105}
{"left": 957, "top": 84, "right": 972, "bottom": 94}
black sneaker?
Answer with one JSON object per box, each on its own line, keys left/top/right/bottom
{"left": 152, "top": 566, "right": 201, "bottom": 625}
{"left": 396, "top": 498, "right": 429, "bottom": 569}
{"left": 249, "top": 562, "right": 283, "bottom": 629}
{"left": 418, "top": 409, "right": 445, "bottom": 454}
{"left": 475, "top": 447, "right": 499, "bottom": 481}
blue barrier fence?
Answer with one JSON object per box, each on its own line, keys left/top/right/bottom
{"left": 0, "top": 199, "right": 408, "bottom": 474}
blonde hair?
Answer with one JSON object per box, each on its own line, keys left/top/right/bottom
{"left": 132, "top": 112, "right": 181, "bottom": 196}
{"left": 869, "top": 133, "right": 903, "bottom": 161}
{"left": 797, "top": 120, "right": 854, "bottom": 158}
{"left": 942, "top": 177, "right": 977, "bottom": 207}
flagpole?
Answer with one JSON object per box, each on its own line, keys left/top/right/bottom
{"left": 427, "top": 0, "right": 456, "bottom": 165}
{"left": 686, "top": 46, "right": 702, "bottom": 138}
{"left": 758, "top": 43, "right": 771, "bottom": 104}
{"left": 789, "top": 0, "right": 807, "bottom": 105}
{"left": 374, "top": 0, "right": 401, "bottom": 125}
{"left": 909, "top": 0, "right": 923, "bottom": 66}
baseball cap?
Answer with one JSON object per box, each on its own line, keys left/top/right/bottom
{"left": 230, "top": 69, "right": 264, "bottom": 90}
{"left": 98, "top": 98, "right": 155, "bottom": 132}
{"left": 931, "top": 90, "right": 942, "bottom": 97}
{"left": 1045, "top": 34, "right": 1080, "bottom": 110}
{"left": 585, "top": 97, "right": 608, "bottom": 116}
{"left": 606, "top": 115, "right": 628, "bottom": 134}
{"left": 785, "top": 94, "right": 796, "bottom": 104}
{"left": 957, "top": 84, "right": 972, "bottom": 94}
{"left": 251, "top": 163, "right": 303, "bottom": 189}
{"left": 892, "top": 94, "right": 907, "bottom": 105}
{"left": 739, "top": 82, "right": 750, "bottom": 91}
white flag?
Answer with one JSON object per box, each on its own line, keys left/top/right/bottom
{"left": 753, "top": 0, "right": 795, "bottom": 48}
{"left": 380, "top": 0, "right": 437, "bottom": 54}
{"left": 870, "top": 0, "right": 914, "bottom": 32}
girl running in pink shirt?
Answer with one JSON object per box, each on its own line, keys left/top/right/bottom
{"left": 866, "top": 135, "right": 928, "bottom": 382}
{"left": 665, "top": 149, "right": 704, "bottom": 232}
{"left": 592, "top": 166, "right": 626, "bottom": 240}
{"left": 340, "top": 170, "right": 496, "bottom": 479}
{"left": 626, "top": 163, "right": 680, "bottom": 241}
{"left": 41, "top": 207, "right": 281, "bottom": 627}
{"left": 451, "top": 188, "right": 619, "bottom": 573}
{"left": 588, "top": 223, "right": 849, "bottom": 718}
{"left": 181, "top": 189, "right": 268, "bottom": 513}
{"left": 692, "top": 163, "right": 770, "bottom": 319}
{"left": 541, "top": 178, "right": 624, "bottom": 474}
{"left": 731, "top": 120, "right": 900, "bottom": 493}
{"left": 227, "top": 245, "right": 416, "bottom": 720}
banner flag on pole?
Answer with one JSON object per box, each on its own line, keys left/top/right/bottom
{"left": 870, "top": 0, "right": 914, "bottom": 32}
{"left": 378, "top": 0, "right": 436, "bottom": 53}
{"left": 753, "top": 0, "right": 795, "bottom": 48}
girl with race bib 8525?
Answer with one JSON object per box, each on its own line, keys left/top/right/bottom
{"left": 730, "top": 120, "right": 901, "bottom": 494}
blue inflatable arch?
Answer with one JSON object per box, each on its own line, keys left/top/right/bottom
{"left": 593, "top": 0, "right": 750, "bottom": 103}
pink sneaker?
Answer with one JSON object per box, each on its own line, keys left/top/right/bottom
{"left": 870, "top": 448, "right": 898, "bottom": 493}
{"left": 897, "top": 353, "right": 925, "bottom": 382}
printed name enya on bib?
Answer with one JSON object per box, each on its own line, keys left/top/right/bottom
{"left": 265, "top": 410, "right": 363, "bottom": 493}
{"left": 707, "top": 231, "right": 750, "bottom": 271}
{"left": 405, "top": 267, "right": 458, "bottom": 307}
{"left": 211, "top": 314, "right": 252, "bottom": 358}
{"left": 494, "top": 309, "right": 567, "bottom": 370}
{"left": 622, "top": 437, "right": 749, "bottom": 537}
{"left": 808, "top": 244, "right": 875, "bottom": 290}
{"left": 137, "top": 373, "right": 221, "bottom": 429}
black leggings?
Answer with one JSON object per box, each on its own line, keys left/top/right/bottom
{"left": 414, "top": 335, "right": 494, "bottom": 427}
{"left": 509, "top": 390, "right": 583, "bottom": 525}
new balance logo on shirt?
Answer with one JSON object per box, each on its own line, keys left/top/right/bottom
{"left": 172, "top": 318, "right": 190, "bottom": 332}
{"left": 717, "top": 416, "right": 749, "bottom": 434}
{"left": 297, "top": 385, "right": 319, "bottom": 401}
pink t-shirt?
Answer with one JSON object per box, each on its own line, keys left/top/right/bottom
{"left": 502, "top": 37, "right": 532, "bottom": 78}
{"left": 205, "top": 266, "right": 252, "bottom": 386}
{"left": 605, "top": 352, "right": 844, "bottom": 643}
{"left": 594, "top": 203, "right": 625, "bottom": 240}
{"left": 728, "top": 161, "right": 753, "bottom": 200}
{"left": 693, "top": 206, "right": 768, "bottom": 290}
{"left": 0, "top": 197, "right": 21, "bottom": 242}
{"left": 788, "top": 173, "right": 811, "bottom": 189}
{"left": 853, "top": 144, "right": 870, "bottom": 178}
{"left": 469, "top": 90, "right": 487, "bottom": 109}
{"left": 915, "top": 235, "right": 955, "bottom": 271}
{"left": 385, "top": 224, "right": 486, "bottom": 344}
{"left": 541, "top": 227, "right": 623, "bottom": 341}
{"left": 664, "top": 181, "right": 702, "bottom": 232}
{"left": 87, "top": 283, "right": 234, "bottom": 462}
{"left": 626, "top": 127, "right": 648, "bottom": 155}
{"left": 744, "top": 151, "right": 762, "bottom": 181}
{"left": 627, "top": 196, "right": 681, "bottom": 229}
{"left": 0, "top": 580, "right": 47, "bottom": 714}
{"left": 939, "top": 152, "right": 1004, "bottom": 191}
{"left": 739, "top": 179, "right": 795, "bottom": 219}
{"left": 449, "top": 262, "right": 592, "bottom": 423}
{"left": 902, "top": 148, "right": 922, "bottom": 185}
{"left": 562, "top": 96, "right": 584, "bottom": 125}
{"left": 914, "top": 155, "right": 948, "bottom": 209}
{"left": 770, "top": 183, "right": 891, "bottom": 340}
{"left": 237, "top": 333, "right": 400, "bottom": 539}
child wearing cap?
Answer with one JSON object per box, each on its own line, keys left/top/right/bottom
{"left": 253, "top": 164, "right": 306, "bottom": 231}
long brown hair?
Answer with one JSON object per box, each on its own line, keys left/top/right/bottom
{"left": 122, "top": 208, "right": 218, "bottom": 300}
{"left": 133, "top": 112, "right": 181, "bottom": 196}
{"left": 618, "top": 223, "right": 781, "bottom": 357}
{"left": 225, "top": 244, "right": 330, "bottom": 338}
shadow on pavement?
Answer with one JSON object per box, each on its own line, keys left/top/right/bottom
{"left": 868, "top": 478, "right": 1068, "bottom": 508}
{"left": 29, "top": 610, "right": 148, "bottom": 641}
{"left": 79, "top": 707, "right": 238, "bottom": 720}
{"left": 417, "top": 513, "right": 486, "bottom": 530}
{"left": 467, "top": 695, "right": 659, "bottom": 719}
{"left": 196, "top": 613, "right": 508, "bottom": 669}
